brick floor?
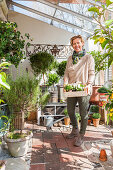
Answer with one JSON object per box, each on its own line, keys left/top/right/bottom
{"left": 25, "top": 122, "right": 113, "bottom": 170}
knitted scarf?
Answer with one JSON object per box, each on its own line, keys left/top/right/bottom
{"left": 72, "top": 49, "right": 86, "bottom": 64}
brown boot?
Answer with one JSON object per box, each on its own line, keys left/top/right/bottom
{"left": 74, "top": 134, "right": 84, "bottom": 147}
{"left": 66, "top": 128, "right": 79, "bottom": 139}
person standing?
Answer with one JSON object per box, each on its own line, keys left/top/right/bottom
{"left": 64, "top": 35, "right": 95, "bottom": 147}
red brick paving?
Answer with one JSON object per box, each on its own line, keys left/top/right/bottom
{"left": 26, "top": 123, "right": 112, "bottom": 169}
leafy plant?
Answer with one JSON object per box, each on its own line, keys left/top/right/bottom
{"left": 97, "top": 86, "right": 109, "bottom": 93}
{"left": 64, "top": 108, "right": 68, "bottom": 116}
{"left": 75, "top": 113, "right": 81, "bottom": 121}
{"left": 88, "top": 1, "right": 113, "bottom": 68}
{"left": 3, "top": 74, "right": 39, "bottom": 113}
{"left": 0, "top": 21, "right": 31, "bottom": 67}
{"left": 47, "top": 73, "right": 59, "bottom": 91}
{"left": 64, "top": 84, "right": 73, "bottom": 92}
{"left": 56, "top": 61, "right": 67, "bottom": 77}
{"left": 90, "top": 105, "right": 99, "bottom": 113}
{"left": 88, "top": 50, "right": 108, "bottom": 74}
{"left": 92, "top": 113, "right": 101, "bottom": 119}
{"left": 29, "top": 52, "right": 55, "bottom": 84}
{"left": 105, "top": 88, "right": 113, "bottom": 124}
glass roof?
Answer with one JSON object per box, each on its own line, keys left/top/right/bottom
{"left": 9, "top": 0, "right": 99, "bottom": 38}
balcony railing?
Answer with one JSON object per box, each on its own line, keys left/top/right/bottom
{"left": 26, "top": 44, "right": 73, "bottom": 59}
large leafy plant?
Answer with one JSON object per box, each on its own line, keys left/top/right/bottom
{"left": 29, "top": 52, "right": 55, "bottom": 84}
{"left": 0, "top": 21, "right": 31, "bottom": 67}
{"left": 88, "top": 50, "right": 108, "bottom": 74}
{"left": 88, "top": 0, "right": 113, "bottom": 68}
{"left": 56, "top": 61, "right": 67, "bottom": 77}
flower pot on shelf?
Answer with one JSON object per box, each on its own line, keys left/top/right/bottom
{"left": 64, "top": 117, "right": 70, "bottom": 126}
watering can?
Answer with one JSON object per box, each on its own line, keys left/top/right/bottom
{"left": 44, "top": 112, "right": 66, "bottom": 130}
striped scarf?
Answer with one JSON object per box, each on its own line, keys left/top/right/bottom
{"left": 72, "top": 49, "right": 86, "bottom": 64}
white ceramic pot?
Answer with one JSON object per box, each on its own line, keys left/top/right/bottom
{"left": 4, "top": 130, "right": 33, "bottom": 157}
{"left": 110, "top": 140, "right": 113, "bottom": 157}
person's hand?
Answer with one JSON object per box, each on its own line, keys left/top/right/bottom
{"left": 85, "top": 84, "right": 92, "bottom": 95}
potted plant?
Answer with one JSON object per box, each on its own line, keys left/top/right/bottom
{"left": 29, "top": 51, "right": 55, "bottom": 85}
{"left": 97, "top": 87, "right": 109, "bottom": 107}
{"left": 64, "top": 108, "right": 70, "bottom": 126}
{"left": 92, "top": 113, "right": 101, "bottom": 127}
{"left": 75, "top": 113, "right": 81, "bottom": 126}
{"left": 0, "top": 21, "right": 31, "bottom": 67}
{"left": 2, "top": 74, "right": 40, "bottom": 157}
{"left": 47, "top": 73, "right": 59, "bottom": 103}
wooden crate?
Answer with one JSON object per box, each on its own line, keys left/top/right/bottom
{"left": 64, "top": 91, "right": 88, "bottom": 98}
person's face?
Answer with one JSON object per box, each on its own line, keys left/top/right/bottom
{"left": 72, "top": 38, "right": 84, "bottom": 53}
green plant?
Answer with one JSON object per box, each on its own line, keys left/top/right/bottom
{"left": 75, "top": 113, "right": 81, "bottom": 121}
{"left": 29, "top": 52, "right": 55, "bottom": 84}
{"left": 0, "top": 21, "right": 31, "bottom": 67}
{"left": 97, "top": 86, "right": 109, "bottom": 93}
{"left": 56, "top": 61, "right": 67, "bottom": 77}
{"left": 92, "top": 113, "right": 101, "bottom": 119}
{"left": 47, "top": 73, "right": 59, "bottom": 91}
{"left": 105, "top": 88, "right": 113, "bottom": 124}
{"left": 88, "top": 1, "right": 113, "bottom": 68}
{"left": 64, "top": 84, "right": 73, "bottom": 92}
{"left": 90, "top": 105, "right": 99, "bottom": 113}
{"left": 3, "top": 74, "right": 39, "bottom": 113}
{"left": 88, "top": 50, "right": 108, "bottom": 74}
{"left": 64, "top": 108, "right": 68, "bottom": 116}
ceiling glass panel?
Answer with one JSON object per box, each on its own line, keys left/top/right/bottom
{"left": 11, "top": 0, "right": 98, "bottom": 38}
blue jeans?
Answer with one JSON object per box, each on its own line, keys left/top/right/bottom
{"left": 67, "top": 96, "right": 90, "bottom": 134}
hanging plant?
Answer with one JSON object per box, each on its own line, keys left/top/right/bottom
{"left": 0, "top": 21, "right": 31, "bottom": 67}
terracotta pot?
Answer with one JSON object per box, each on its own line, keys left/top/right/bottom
{"left": 90, "top": 86, "right": 101, "bottom": 105}
{"left": 99, "top": 149, "right": 107, "bottom": 161}
{"left": 93, "top": 118, "right": 100, "bottom": 127}
{"left": 64, "top": 117, "right": 70, "bottom": 126}
{"left": 111, "top": 130, "right": 113, "bottom": 137}
{"left": 88, "top": 119, "right": 91, "bottom": 125}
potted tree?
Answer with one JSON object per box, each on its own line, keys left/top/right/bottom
{"left": 92, "top": 113, "right": 101, "bottom": 127}
{"left": 56, "top": 61, "right": 67, "bottom": 102}
{"left": 3, "top": 74, "right": 40, "bottom": 157}
{"left": 64, "top": 108, "right": 70, "bottom": 126}
{"left": 29, "top": 51, "right": 55, "bottom": 86}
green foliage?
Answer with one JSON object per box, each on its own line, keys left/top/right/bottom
{"left": 39, "top": 92, "right": 51, "bottom": 109}
{"left": 47, "top": 73, "right": 59, "bottom": 87}
{"left": 29, "top": 52, "right": 54, "bottom": 76}
{"left": 88, "top": 1, "right": 113, "bottom": 68}
{"left": 92, "top": 113, "right": 101, "bottom": 119}
{"left": 64, "top": 108, "right": 68, "bottom": 116}
{"left": 64, "top": 84, "right": 73, "bottom": 92}
{"left": 97, "top": 86, "right": 109, "bottom": 93}
{"left": 0, "top": 21, "right": 31, "bottom": 67}
{"left": 75, "top": 113, "right": 81, "bottom": 121}
{"left": 88, "top": 51, "right": 108, "bottom": 74}
{"left": 3, "top": 74, "right": 40, "bottom": 112}
{"left": 90, "top": 105, "right": 99, "bottom": 113}
{"left": 56, "top": 61, "right": 67, "bottom": 77}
